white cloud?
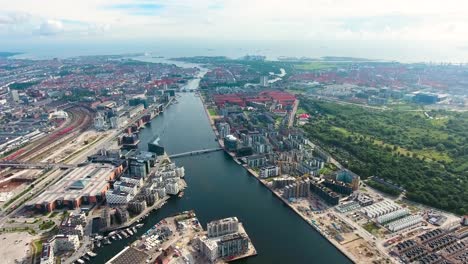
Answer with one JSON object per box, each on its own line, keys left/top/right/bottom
{"left": 38, "top": 19, "right": 63, "bottom": 35}
{"left": 1, "top": 0, "right": 468, "bottom": 42}
{"left": 1, "top": 0, "right": 468, "bottom": 61}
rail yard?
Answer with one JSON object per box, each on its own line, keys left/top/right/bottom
{"left": 2, "top": 105, "right": 94, "bottom": 163}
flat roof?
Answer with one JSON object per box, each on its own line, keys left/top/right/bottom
{"left": 31, "top": 164, "right": 115, "bottom": 205}
{"left": 106, "top": 246, "right": 149, "bottom": 264}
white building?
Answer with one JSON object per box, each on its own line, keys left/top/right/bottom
{"left": 40, "top": 243, "right": 54, "bottom": 264}
{"left": 165, "top": 181, "right": 180, "bottom": 195}
{"left": 217, "top": 122, "right": 231, "bottom": 139}
{"left": 53, "top": 235, "right": 80, "bottom": 252}
{"left": 361, "top": 200, "right": 400, "bottom": 218}
{"left": 199, "top": 236, "right": 219, "bottom": 262}
{"left": 10, "top": 89, "right": 20, "bottom": 103}
{"left": 386, "top": 215, "right": 423, "bottom": 232}
{"left": 120, "top": 176, "right": 144, "bottom": 187}
{"left": 155, "top": 187, "right": 166, "bottom": 198}
{"left": 160, "top": 170, "right": 177, "bottom": 179}
{"left": 175, "top": 167, "right": 185, "bottom": 178}
{"left": 376, "top": 208, "right": 409, "bottom": 224}
{"left": 94, "top": 113, "right": 107, "bottom": 130}
{"left": 207, "top": 217, "right": 239, "bottom": 238}
{"left": 259, "top": 166, "right": 280, "bottom": 178}
{"left": 109, "top": 116, "right": 122, "bottom": 129}
{"left": 106, "top": 190, "right": 132, "bottom": 205}
{"left": 114, "top": 181, "right": 138, "bottom": 195}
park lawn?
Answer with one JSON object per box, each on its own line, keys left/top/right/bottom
{"left": 430, "top": 117, "right": 449, "bottom": 127}
{"left": 330, "top": 126, "right": 352, "bottom": 137}
{"left": 415, "top": 149, "right": 453, "bottom": 163}
{"left": 33, "top": 240, "right": 43, "bottom": 255}
{"left": 406, "top": 126, "right": 449, "bottom": 141}
{"left": 362, "top": 222, "right": 381, "bottom": 235}
{"left": 296, "top": 107, "right": 307, "bottom": 115}
{"left": 372, "top": 138, "right": 451, "bottom": 162}
{"left": 207, "top": 108, "right": 217, "bottom": 116}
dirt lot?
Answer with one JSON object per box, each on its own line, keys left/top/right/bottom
{"left": 0, "top": 232, "right": 36, "bottom": 264}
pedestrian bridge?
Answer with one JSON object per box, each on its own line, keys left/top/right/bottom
{"left": 169, "top": 148, "right": 223, "bottom": 158}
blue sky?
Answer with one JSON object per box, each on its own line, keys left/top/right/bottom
{"left": 1, "top": 0, "right": 468, "bottom": 61}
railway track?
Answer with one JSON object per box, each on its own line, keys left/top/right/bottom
{"left": 2, "top": 106, "right": 94, "bottom": 162}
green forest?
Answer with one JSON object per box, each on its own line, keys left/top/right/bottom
{"left": 300, "top": 97, "right": 468, "bottom": 215}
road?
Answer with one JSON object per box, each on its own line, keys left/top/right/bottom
{"left": 0, "top": 168, "right": 63, "bottom": 225}
{"left": 288, "top": 99, "right": 299, "bottom": 128}
{"left": 64, "top": 217, "right": 94, "bottom": 264}
{"left": 307, "top": 141, "right": 343, "bottom": 170}
{"left": 333, "top": 211, "right": 395, "bottom": 262}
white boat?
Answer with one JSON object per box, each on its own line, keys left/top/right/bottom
{"left": 132, "top": 227, "right": 137, "bottom": 233}
{"left": 87, "top": 251, "right": 97, "bottom": 257}
{"left": 121, "top": 231, "right": 128, "bottom": 238}
{"left": 77, "top": 259, "right": 85, "bottom": 264}
{"left": 136, "top": 223, "right": 144, "bottom": 228}
{"left": 111, "top": 235, "right": 117, "bottom": 240}
{"left": 116, "top": 234, "right": 122, "bottom": 240}
{"left": 126, "top": 228, "right": 134, "bottom": 236}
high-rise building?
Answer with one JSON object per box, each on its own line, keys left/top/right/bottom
{"left": 259, "top": 166, "right": 280, "bottom": 178}
{"left": 217, "top": 232, "right": 249, "bottom": 259}
{"left": 94, "top": 113, "right": 107, "bottom": 130}
{"left": 10, "top": 89, "right": 20, "bottom": 103}
{"left": 217, "top": 122, "right": 231, "bottom": 139}
{"left": 207, "top": 217, "right": 239, "bottom": 238}
{"left": 224, "top": 135, "right": 238, "bottom": 151}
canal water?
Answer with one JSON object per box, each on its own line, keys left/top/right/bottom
{"left": 90, "top": 92, "right": 351, "bottom": 264}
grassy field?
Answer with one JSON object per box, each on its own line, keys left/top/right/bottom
{"left": 296, "top": 107, "right": 307, "bottom": 115}
{"left": 362, "top": 222, "right": 381, "bottom": 235}
{"left": 207, "top": 108, "right": 217, "bottom": 116}
{"left": 295, "top": 62, "right": 336, "bottom": 70}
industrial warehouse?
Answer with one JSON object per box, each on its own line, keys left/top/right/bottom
{"left": 29, "top": 164, "right": 121, "bottom": 212}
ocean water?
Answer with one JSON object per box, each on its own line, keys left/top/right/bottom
{"left": 6, "top": 39, "right": 468, "bottom": 63}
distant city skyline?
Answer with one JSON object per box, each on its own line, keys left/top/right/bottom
{"left": 2, "top": 0, "right": 468, "bottom": 62}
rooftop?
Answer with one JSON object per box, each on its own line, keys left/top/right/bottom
{"left": 30, "top": 164, "right": 116, "bottom": 205}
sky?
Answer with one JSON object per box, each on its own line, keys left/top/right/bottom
{"left": 1, "top": 0, "right": 468, "bottom": 61}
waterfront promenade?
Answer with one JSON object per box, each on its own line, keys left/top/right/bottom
{"left": 200, "top": 94, "right": 359, "bottom": 263}
{"left": 91, "top": 91, "right": 351, "bottom": 264}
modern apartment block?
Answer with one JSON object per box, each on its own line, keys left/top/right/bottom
{"left": 207, "top": 217, "right": 239, "bottom": 238}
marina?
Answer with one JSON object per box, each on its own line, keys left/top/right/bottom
{"left": 107, "top": 211, "right": 257, "bottom": 264}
